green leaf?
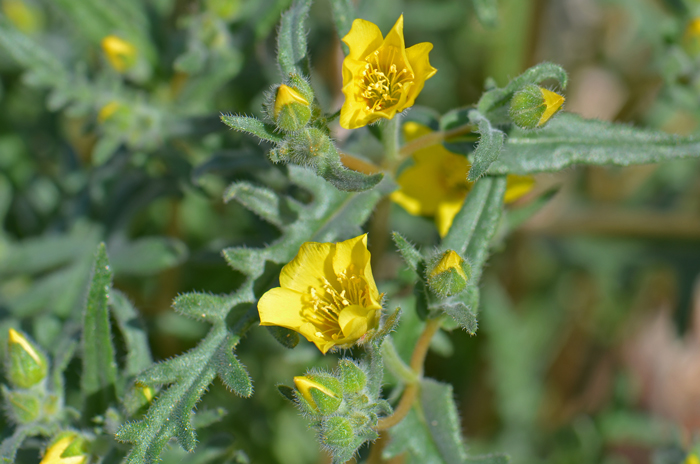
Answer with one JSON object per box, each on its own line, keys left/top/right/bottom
{"left": 467, "top": 110, "right": 505, "bottom": 181}
{"left": 110, "top": 289, "right": 153, "bottom": 376}
{"left": 464, "top": 177, "right": 506, "bottom": 280}
{"left": 329, "top": 0, "right": 354, "bottom": 48}
{"left": 392, "top": 232, "right": 423, "bottom": 272}
{"left": 214, "top": 335, "right": 253, "bottom": 396}
{"left": 466, "top": 454, "right": 510, "bottom": 464}
{"left": 489, "top": 113, "right": 700, "bottom": 175}
{"left": 109, "top": 237, "right": 188, "bottom": 276}
{"left": 442, "top": 177, "right": 496, "bottom": 255}
{"left": 383, "top": 409, "right": 443, "bottom": 464}
{"left": 318, "top": 159, "right": 384, "bottom": 192}
{"left": 172, "top": 292, "right": 237, "bottom": 323}
{"left": 0, "top": 426, "right": 29, "bottom": 463}
{"left": 81, "top": 243, "right": 119, "bottom": 419}
{"left": 420, "top": 378, "right": 468, "bottom": 464}
{"left": 441, "top": 300, "right": 478, "bottom": 335}
{"left": 223, "top": 182, "right": 289, "bottom": 228}
{"left": 472, "top": 0, "right": 499, "bottom": 27}
{"left": 220, "top": 114, "right": 284, "bottom": 144}
{"left": 277, "top": 0, "right": 312, "bottom": 77}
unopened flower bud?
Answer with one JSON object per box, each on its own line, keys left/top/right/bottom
{"left": 101, "top": 35, "right": 137, "bottom": 72}
{"left": 294, "top": 374, "right": 342, "bottom": 415}
{"left": 321, "top": 416, "right": 354, "bottom": 449}
{"left": 2, "top": 386, "right": 41, "bottom": 423}
{"left": 6, "top": 328, "right": 48, "bottom": 388}
{"left": 40, "top": 432, "right": 88, "bottom": 464}
{"left": 337, "top": 359, "right": 367, "bottom": 394}
{"left": 273, "top": 84, "right": 311, "bottom": 132}
{"left": 509, "top": 84, "right": 564, "bottom": 129}
{"left": 427, "top": 250, "right": 471, "bottom": 297}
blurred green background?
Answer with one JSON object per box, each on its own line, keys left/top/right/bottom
{"left": 2, "top": 0, "right": 700, "bottom": 463}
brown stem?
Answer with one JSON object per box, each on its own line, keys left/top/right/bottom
{"left": 375, "top": 317, "right": 442, "bottom": 431}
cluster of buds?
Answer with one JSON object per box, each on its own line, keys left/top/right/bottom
{"left": 284, "top": 359, "right": 391, "bottom": 463}
{"left": 3, "top": 330, "right": 90, "bottom": 463}
{"left": 509, "top": 84, "right": 565, "bottom": 130}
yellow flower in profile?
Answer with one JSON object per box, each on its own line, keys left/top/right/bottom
{"left": 339, "top": 15, "right": 437, "bottom": 129}
{"left": 391, "top": 122, "right": 535, "bottom": 237}
{"left": 40, "top": 433, "right": 87, "bottom": 464}
{"left": 258, "top": 234, "right": 382, "bottom": 354}
{"left": 101, "top": 35, "right": 137, "bottom": 72}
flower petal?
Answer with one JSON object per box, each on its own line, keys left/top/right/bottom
{"left": 403, "top": 42, "right": 437, "bottom": 108}
{"left": 342, "top": 18, "right": 384, "bottom": 61}
{"left": 504, "top": 175, "right": 535, "bottom": 203}
{"left": 435, "top": 199, "right": 464, "bottom": 237}
{"left": 279, "top": 241, "right": 333, "bottom": 293}
{"left": 258, "top": 287, "right": 306, "bottom": 330}
{"left": 338, "top": 305, "right": 370, "bottom": 340}
{"left": 332, "top": 234, "right": 370, "bottom": 276}
{"left": 381, "top": 15, "right": 407, "bottom": 59}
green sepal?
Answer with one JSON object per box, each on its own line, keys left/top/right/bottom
{"left": 321, "top": 416, "right": 354, "bottom": 450}
{"left": 2, "top": 386, "right": 41, "bottom": 424}
{"left": 426, "top": 250, "right": 472, "bottom": 298}
{"left": 295, "top": 373, "right": 343, "bottom": 415}
{"left": 6, "top": 329, "right": 48, "bottom": 389}
{"left": 508, "top": 84, "right": 548, "bottom": 129}
{"left": 277, "top": 101, "right": 312, "bottom": 132}
{"left": 392, "top": 232, "right": 423, "bottom": 272}
{"left": 220, "top": 114, "right": 284, "bottom": 144}
{"left": 337, "top": 359, "right": 367, "bottom": 394}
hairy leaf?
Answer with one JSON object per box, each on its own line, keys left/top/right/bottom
{"left": 421, "top": 378, "right": 468, "bottom": 464}
{"left": 110, "top": 290, "right": 153, "bottom": 376}
{"left": 220, "top": 114, "right": 284, "bottom": 144}
{"left": 277, "top": 0, "right": 312, "bottom": 77}
{"left": 467, "top": 110, "right": 505, "bottom": 181}
{"left": 392, "top": 232, "right": 423, "bottom": 272}
{"left": 81, "top": 243, "right": 119, "bottom": 419}
{"left": 489, "top": 113, "right": 700, "bottom": 175}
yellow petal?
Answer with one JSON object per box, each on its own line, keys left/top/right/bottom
{"left": 403, "top": 42, "right": 437, "bottom": 108}
{"left": 342, "top": 18, "right": 384, "bottom": 61}
{"left": 403, "top": 121, "right": 433, "bottom": 143}
{"left": 435, "top": 199, "right": 464, "bottom": 237}
{"left": 381, "top": 15, "right": 407, "bottom": 58}
{"left": 257, "top": 287, "right": 306, "bottom": 331}
{"left": 338, "top": 305, "right": 371, "bottom": 340}
{"left": 274, "top": 85, "right": 309, "bottom": 118}
{"left": 504, "top": 175, "right": 535, "bottom": 203}
{"left": 331, "top": 234, "right": 370, "bottom": 277}
{"left": 538, "top": 88, "right": 565, "bottom": 126}
{"left": 279, "top": 241, "right": 333, "bottom": 293}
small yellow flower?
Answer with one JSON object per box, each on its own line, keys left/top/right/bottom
{"left": 258, "top": 234, "right": 382, "bottom": 354}
{"left": 391, "top": 122, "right": 535, "bottom": 237}
{"left": 685, "top": 454, "right": 700, "bottom": 464}
{"left": 101, "top": 35, "right": 137, "bottom": 72}
{"left": 339, "top": 15, "right": 437, "bottom": 129}
{"left": 40, "top": 433, "right": 87, "bottom": 464}
{"left": 97, "top": 101, "right": 120, "bottom": 123}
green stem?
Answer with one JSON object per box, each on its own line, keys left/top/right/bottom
{"left": 382, "top": 338, "right": 418, "bottom": 384}
{"left": 381, "top": 115, "right": 401, "bottom": 168}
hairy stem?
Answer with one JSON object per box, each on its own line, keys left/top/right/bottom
{"left": 375, "top": 317, "right": 442, "bottom": 430}
{"left": 381, "top": 115, "right": 401, "bottom": 168}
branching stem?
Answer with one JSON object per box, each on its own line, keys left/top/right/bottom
{"left": 375, "top": 316, "right": 442, "bottom": 430}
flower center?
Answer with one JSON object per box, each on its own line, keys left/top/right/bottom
{"left": 304, "top": 270, "right": 374, "bottom": 340}
{"left": 359, "top": 48, "right": 414, "bottom": 112}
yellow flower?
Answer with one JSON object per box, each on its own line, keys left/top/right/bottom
{"left": 101, "top": 35, "right": 137, "bottom": 72}
{"left": 40, "top": 433, "right": 87, "bottom": 464}
{"left": 391, "top": 122, "right": 535, "bottom": 237}
{"left": 339, "top": 15, "right": 437, "bottom": 129}
{"left": 258, "top": 234, "right": 382, "bottom": 354}
{"left": 97, "top": 101, "right": 120, "bottom": 123}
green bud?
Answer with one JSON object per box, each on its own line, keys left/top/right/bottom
{"left": 272, "top": 84, "right": 311, "bottom": 132}
{"left": 2, "top": 386, "right": 41, "bottom": 423}
{"left": 509, "top": 84, "right": 565, "bottom": 129}
{"left": 40, "top": 432, "right": 88, "bottom": 464}
{"left": 337, "top": 359, "right": 367, "bottom": 394}
{"left": 294, "top": 374, "right": 342, "bottom": 415}
{"left": 321, "top": 416, "right": 354, "bottom": 449}
{"left": 6, "top": 328, "right": 48, "bottom": 388}
{"left": 427, "top": 250, "right": 471, "bottom": 297}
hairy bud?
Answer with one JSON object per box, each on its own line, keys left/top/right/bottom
{"left": 427, "top": 250, "right": 471, "bottom": 297}
{"left": 509, "top": 84, "right": 564, "bottom": 129}
{"left": 6, "top": 328, "right": 48, "bottom": 388}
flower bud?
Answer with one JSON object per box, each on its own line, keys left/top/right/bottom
{"left": 6, "top": 328, "right": 48, "bottom": 388}
{"left": 337, "top": 359, "right": 367, "bottom": 394}
{"left": 321, "top": 416, "right": 354, "bottom": 449}
{"left": 294, "top": 374, "right": 342, "bottom": 415}
{"left": 272, "top": 84, "right": 311, "bottom": 132}
{"left": 2, "top": 386, "right": 41, "bottom": 423}
{"left": 509, "top": 84, "right": 565, "bottom": 129}
{"left": 427, "top": 250, "right": 471, "bottom": 297}
{"left": 40, "top": 432, "right": 88, "bottom": 464}
{"left": 101, "top": 35, "right": 137, "bottom": 72}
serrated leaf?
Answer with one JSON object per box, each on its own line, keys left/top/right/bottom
{"left": 277, "top": 0, "right": 312, "bottom": 77}
{"left": 223, "top": 182, "right": 287, "bottom": 228}
{"left": 392, "top": 232, "right": 423, "bottom": 272}
{"left": 467, "top": 110, "right": 504, "bottom": 181}
{"left": 220, "top": 114, "right": 284, "bottom": 143}
{"left": 489, "top": 113, "right": 700, "bottom": 175}
{"left": 214, "top": 336, "right": 253, "bottom": 397}
{"left": 110, "top": 289, "right": 153, "bottom": 376}
{"left": 81, "top": 243, "right": 119, "bottom": 419}
{"left": 420, "top": 378, "right": 468, "bottom": 464}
